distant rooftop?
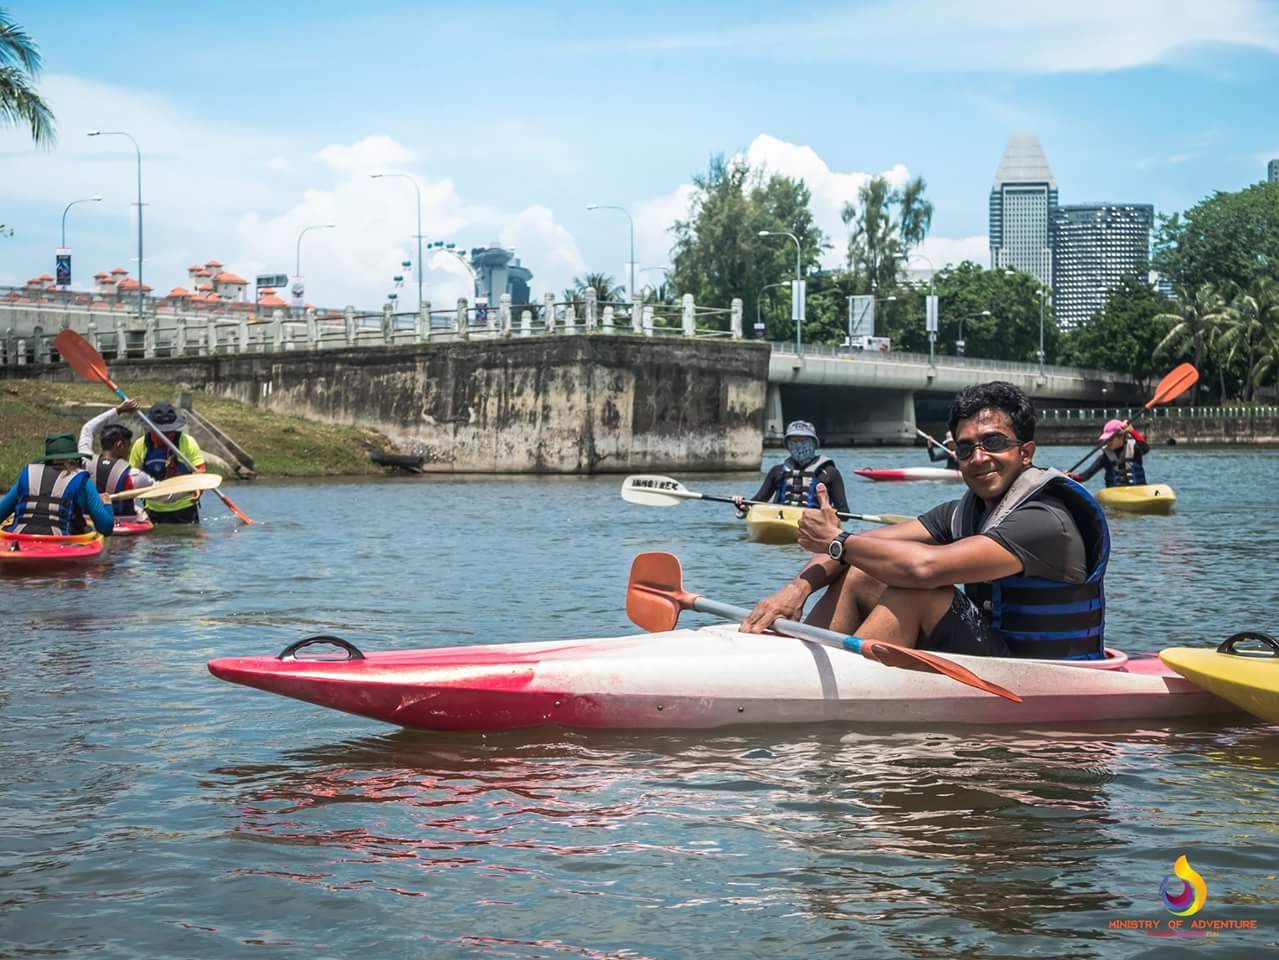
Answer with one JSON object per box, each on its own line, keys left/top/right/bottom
{"left": 993, "top": 134, "right": 1055, "bottom": 189}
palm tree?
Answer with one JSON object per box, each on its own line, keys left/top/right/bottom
{"left": 567, "top": 272, "right": 626, "bottom": 304}
{"left": 1154, "top": 283, "right": 1229, "bottom": 398}
{"left": 1214, "top": 278, "right": 1279, "bottom": 401}
{"left": 0, "top": 9, "right": 55, "bottom": 146}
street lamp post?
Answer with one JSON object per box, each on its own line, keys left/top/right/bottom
{"left": 759, "top": 230, "right": 802, "bottom": 352}
{"left": 586, "top": 204, "right": 635, "bottom": 303}
{"left": 295, "top": 224, "right": 335, "bottom": 316}
{"left": 87, "top": 130, "right": 142, "bottom": 319}
{"left": 371, "top": 173, "right": 423, "bottom": 312}
{"left": 1038, "top": 247, "right": 1051, "bottom": 376}
{"left": 956, "top": 310, "right": 991, "bottom": 357}
{"left": 757, "top": 280, "right": 793, "bottom": 340}
{"left": 59, "top": 195, "right": 102, "bottom": 289}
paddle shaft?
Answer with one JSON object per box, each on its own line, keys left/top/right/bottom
{"left": 1065, "top": 363, "right": 1198, "bottom": 474}
{"left": 699, "top": 491, "right": 904, "bottom": 526}
{"left": 691, "top": 595, "right": 871, "bottom": 655}
{"left": 915, "top": 427, "right": 943, "bottom": 451}
{"left": 1065, "top": 414, "right": 1142, "bottom": 474}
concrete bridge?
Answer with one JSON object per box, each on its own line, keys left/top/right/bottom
{"left": 764, "top": 343, "right": 1143, "bottom": 445}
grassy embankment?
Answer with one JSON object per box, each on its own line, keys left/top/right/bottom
{"left": 0, "top": 379, "right": 395, "bottom": 482}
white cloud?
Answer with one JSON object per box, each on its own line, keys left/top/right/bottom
{"left": 611, "top": 0, "right": 1279, "bottom": 74}
{"left": 500, "top": 205, "right": 586, "bottom": 295}
{"left": 316, "top": 135, "right": 414, "bottom": 176}
{"left": 266, "top": 156, "right": 290, "bottom": 172}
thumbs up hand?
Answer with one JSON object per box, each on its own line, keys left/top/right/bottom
{"left": 797, "top": 483, "right": 844, "bottom": 554}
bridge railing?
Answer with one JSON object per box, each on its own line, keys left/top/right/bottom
{"left": 769, "top": 341, "right": 1120, "bottom": 383}
{"left": 0, "top": 290, "right": 748, "bottom": 367}
{"left": 1040, "top": 406, "right": 1279, "bottom": 421}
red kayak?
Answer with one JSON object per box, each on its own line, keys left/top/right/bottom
{"left": 113, "top": 517, "right": 154, "bottom": 536}
{"left": 855, "top": 467, "right": 961, "bottom": 483}
{"left": 0, "top": 529, "right": 106, "bottom": 572}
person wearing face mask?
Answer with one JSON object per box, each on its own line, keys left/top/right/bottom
{"left": 732, "top": 420, "right": 849, "bottom": 514}
{"left": 739, "top": 382, "right": 1110, "bottom": 661}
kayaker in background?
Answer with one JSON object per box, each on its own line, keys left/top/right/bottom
{"left": 924, "top": 430, "right": 960, "bottom": 469}
{"left": 0, "top": 433, "right": 115, "bottom": 536}
{"left": 742, "top": 381, "right": 1109, "bottom": 660}
{"left": 1071, "top": 419, "right": 1150, "bottom": 487}
{"left": 128, "top": 401, "right": 207, "bottom": 525}
{"left": 732, "top": 420, "right": 850, "bottom": 514}
{"left": 77, "top": 400, "right": 154, "bottom": 523}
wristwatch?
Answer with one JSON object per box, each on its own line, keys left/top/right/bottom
{"left": 827, "top": 531, "right": 852, "bottom": 563}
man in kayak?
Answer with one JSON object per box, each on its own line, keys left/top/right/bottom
{"left": 742, "top": 381, "right": 1109, "bottom": 660}
{"left": 128, "top": 401, "right": 207, "bottom": 525}
{"left": 925, "top": 430, "right": 960, "bottom": 469}
{"left": 78, "top": 399, "right": 155, "bottom": 524}
{"left": 1072, "top": 419, "right": 1150, "bottom": 487}
{"left": 0, "top": 433, "right": 115, "bottom": 536}
{"left": 732, "top": 419, "right": 849, "bottom": 513}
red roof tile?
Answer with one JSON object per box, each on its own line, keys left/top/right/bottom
{"left": 111, "top": 267, "right": 128, "bottom": 274}
{"left": 214, "top": 272, "right": 247, "bottom": 284}
{"left": 167, "top": 286, "right": 191, "bottom": 297}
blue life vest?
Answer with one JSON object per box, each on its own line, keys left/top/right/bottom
{"left": 1103, "top": 439, "right": 1146, "bottom": 486}
{"left": 950, "top": 468, "right": 1110, "bottom": 660}
{"left": 774, "top": 455, "right": 833, "bottom": 508}
{"left": 8, "top": 464, "right": 91, "bottom": 535}
{"left": 141, "top": 434, "right": 191, "bottom": 481}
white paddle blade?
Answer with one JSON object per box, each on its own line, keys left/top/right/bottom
{"left": 620, "top": 474, "right": 700, "bottom": 507}
{"left": 110, "top": 472, "right": 224, "bottom": 501}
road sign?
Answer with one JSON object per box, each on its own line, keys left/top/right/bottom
{"left": 256, "top": 273, "right": 288, "bottom": 289}
{"left": 925, "top": 295, "right": 939, "bottom": 333}
{"left": 849, "top": 294, "right": 875, "bottom": 338}
{"left": 791, "top": 280, "right": 806, "bottom": 322}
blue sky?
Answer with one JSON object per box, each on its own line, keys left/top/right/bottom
{"left": 2, "top": 0, "right": 1277, "bottom": 308}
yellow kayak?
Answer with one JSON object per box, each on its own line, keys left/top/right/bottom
{"left": 1094, "top": 483, "right": 1176, "bottom": 515}
{"left": 744, "top": 503, "right": 807, "bottom": 544}
{"left": 1160, "top": 633, "right": 1279, "bottom": 723}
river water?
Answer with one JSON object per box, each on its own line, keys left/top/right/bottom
{"left": 3, "top": 446, "right": 1278, "bottom": 958}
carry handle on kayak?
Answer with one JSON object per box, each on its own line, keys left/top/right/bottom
{"left": 277, "top": 635, "right": 367, "bottom": 661}
{"left": 1217, "top": 631, "right": 1279, "bottom": 657}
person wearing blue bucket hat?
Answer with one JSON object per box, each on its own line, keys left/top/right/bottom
{"left": 733, "top": 419, "right": 849, "bottom": 513}
{"left": 1, "top": 432, "right": 115, "bottom": 536}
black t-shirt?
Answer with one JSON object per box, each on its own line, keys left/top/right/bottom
{"left": 917, "top": 491, "right": 1087, "bottom": 583}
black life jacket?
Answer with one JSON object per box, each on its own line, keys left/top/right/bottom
{"left": 774, "top": 455, "right": 833, "bottom": 508}
{"left": 1103, "top": 439, "right": 1146, "bottom": 486}
{"left": 949, "top": 467, "right": 1110, "bottom": 660}
{"left": 8, "top": 463, "right": 91, "bottom": 536}
{"left": 88, "top": 455, "right": 133, "bottom": 517}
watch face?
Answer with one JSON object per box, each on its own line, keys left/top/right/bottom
{"left": 828, "top": 539, "right": 842, "bottom": 559}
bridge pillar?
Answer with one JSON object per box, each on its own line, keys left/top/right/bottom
{"left": 765, "top": 382, "right": 784, "bottom": 444}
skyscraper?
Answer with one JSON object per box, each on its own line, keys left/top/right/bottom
{"left": 989, "top": 135, "right": 1057, "bottom": 287}
{"left": 1052, "top": 203, "right": 1155, "bottom": 330}
{"left": 1269, "top": 159, "right": 1279, "bottom": 182}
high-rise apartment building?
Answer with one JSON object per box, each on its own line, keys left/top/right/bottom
{"left": 1052, "top": 203, "right": 1154, "bottom": 330}
{"left": 989, "top": 135, "right": 1057, "bottom": 287}
{"left": 1269, "top": 159, "right": 1279, "bottom": 182}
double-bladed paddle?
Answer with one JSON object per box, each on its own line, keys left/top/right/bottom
{"left": 625, "top": 551, "right": 1022, "bottom": 702}
{"left": 54, "top": 330, "right": 255, "bottom": 525}
{"left": 1065, "top": 363, "right": 1199, "bottom": 475}
{"left": 621, "top": 474, "right": 913, "bottom": 526}
{"left": 107, "top": 472, "right": 223, "bottom": 501}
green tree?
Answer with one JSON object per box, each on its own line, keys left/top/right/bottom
{"left": 1153, "top": 283, "right": 1229, "bottom": 396}
{"left": 1215, "top": 277, "right": 1279, "bottom": 401}
{"left": 1058, "top": 276, "right": 1173, "bottom": 389}
{"left": 670, "top": 154, "right": 828, "bottom": 338}
{"left": 1152, "top": 182, "right": 1279, "bottom": 291}
{"left": 0, "top": 9, "right": 54, "bottom": 146}
{"left": 840, "top": 175, "right": 933, "bottom": 294}
{"left": 565, "top": 272, "right": 625, "bottom": 305}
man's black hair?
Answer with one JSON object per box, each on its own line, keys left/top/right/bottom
{"left": 948, "top": 381, "right": 1036, "bottom": 442}
{"left": 100, "top": 424, "right": 133, "bottom": 449}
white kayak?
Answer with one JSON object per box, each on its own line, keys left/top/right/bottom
{"left": 855, "top": 467, "right": 962, "bottom": 483}
{"left": 209, "top": 625, "right": 1237, "bottom": 731}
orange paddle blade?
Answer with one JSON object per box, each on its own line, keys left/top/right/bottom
{"left": 626, "top": 552, "right": 698, "bottom": 632}
{"left": 865, "top": 640, "right": 1023, "bottom": 703}
{"left": 54, "top": 330, "right": 111, "bottom": 384}
{"left": 1146, "top": 362, "right": 1198, "bottom": 409}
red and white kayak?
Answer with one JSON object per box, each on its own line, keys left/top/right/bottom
{"left": 112, "top": 517, "right": 155, "bottom": 536}
{"left": 855, "top": 467, "right": 962, "bottom": 483}
{"left": 208, "top": 626, "right": 1237, "bottom": 731}
{"left": 0, "top": 529, "right": 106, "bottom": 572}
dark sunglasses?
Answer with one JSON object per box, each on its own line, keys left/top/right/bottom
{"left": 955, "top": 433, "right": 1023, "bottom": 461}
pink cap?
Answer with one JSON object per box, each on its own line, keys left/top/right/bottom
{"left": 1098, "top": 419, "right": 1126, "bottom": 440}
